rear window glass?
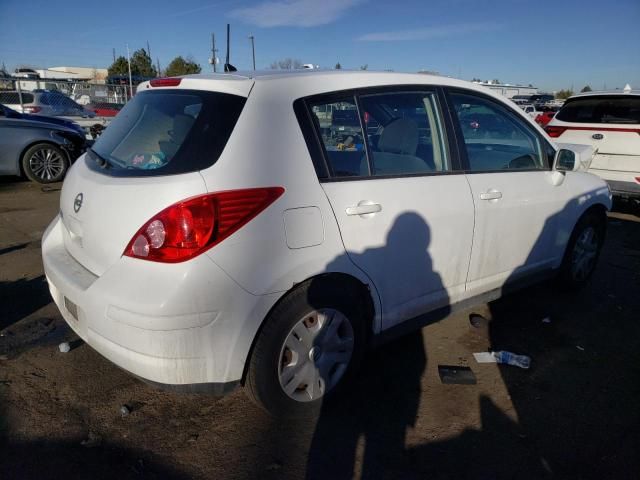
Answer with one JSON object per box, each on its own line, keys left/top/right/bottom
{"left": 88, "top": 89, "right": 245, "bottom": 176}
{"left": 0, "top": 92, "right": 35, "bottom": 104}
{"left": 556, "top": 95, "right": 640, "bottom": 124}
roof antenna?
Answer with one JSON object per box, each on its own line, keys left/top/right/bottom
{"left": 224, "top": 24, "right": 237, "bottom": 72}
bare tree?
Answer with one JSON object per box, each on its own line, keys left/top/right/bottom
{"left": 270, "top": 58, "right": 303, "bottom": 70}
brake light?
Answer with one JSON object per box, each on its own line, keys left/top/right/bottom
{"left": 23, "top": 106, "right": 42, "bottom": 113}
{"left": 545, "top": 125, "right": 567, "bottom": 138}
{"left": 124, "top": 187, "right": 284, "bottom": 262}
{"left": 150, "top": 78, "right": 182, "bottom": 87}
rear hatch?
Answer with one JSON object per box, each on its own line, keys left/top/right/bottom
{"left": 546, "top": 94, "right": 640, "bottom": 172}
{"left": 59, "top": 77, "right": 251, "bottom": 276}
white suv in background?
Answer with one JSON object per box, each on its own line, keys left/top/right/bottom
{"left": 545, "top": 87, "right": 640, "bottom": 198}
{"left": 42, "top": 71, "right": 611, "bottom": 416}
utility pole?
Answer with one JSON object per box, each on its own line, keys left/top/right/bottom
{"left": 126, "top": 43, "right": 133, "bottom": 99}
{"left": 112, "top": 48, "right": 116, "bottom": 63}
{"left": 211, "top": 33, "right": 218, "bottom": 73}
{"left": 248, "top": 35, "right": 256, "bottom": 70}
{"left": 156, "top": 58, "right": 161, "bottom": 77}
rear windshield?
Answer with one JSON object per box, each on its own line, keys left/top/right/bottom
{"left": 0, "top": 92, "right": 35, "bottom": 104}
{"left": 88, "top": 89, "right": 246, "bottom": 176}
{"left": 556, "top": 95, "right": 640, "bottom": 124}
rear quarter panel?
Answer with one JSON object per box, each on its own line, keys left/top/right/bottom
{"left": 199, "top": 80, "right": 382, "bottom": 324}
{"left": 551, "top": 171, "right": 611, "bottom": 267}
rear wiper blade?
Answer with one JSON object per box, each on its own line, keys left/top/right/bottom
{"left": 87, "top": 147, "right": 110, "bottom": 168}
{"left": 88, "top": 147, "right": 126, "bottom": 169}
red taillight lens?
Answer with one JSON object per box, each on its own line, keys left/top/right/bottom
{"left": 150, "top": 77, "right": 182, "bottom": 87}
{"left": 23, "top": 106, "right": 42, "bottom": 113}
{"left": 544, "top": 125, "right": 567, "bottom": 138}
{"left": 124, "top": 187, "right": 284, "bottom": 262}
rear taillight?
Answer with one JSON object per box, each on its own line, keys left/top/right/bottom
{"left": 150, "top": 78, "right": 182, "bottom": 87}
{"left": 544, "top": 125, "right": 567, "bottom": 138}
{"left": 23, "top": 106, "right": 42, "bottom": 113}
{"left": 124, "top": 187, "right": 284, "bottom": 263}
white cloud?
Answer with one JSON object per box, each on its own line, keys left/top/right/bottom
{"left": 229, "top": 0, "right": 364, "bottom": 27}
{"left": 357, "top": 23, "right": 500, "bottom": 42}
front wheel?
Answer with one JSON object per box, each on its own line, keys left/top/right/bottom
{"left": 21, "top": 143, "right": 68, "bottom": 184}
{"left": 557, "top": 210, "right": 606, "bottom": 289}
{"left": 245, "top": 281, "right": 366, "bottom": 417}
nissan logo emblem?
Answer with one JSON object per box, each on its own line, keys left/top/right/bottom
{"left": 74, "top": 193, "right": 83, "bottom": 213}
{"left": 592, "top": 133, "right": 604, "bottom": 140}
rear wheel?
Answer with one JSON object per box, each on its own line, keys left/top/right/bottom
{"left": 245, "top": 280, "right": 366, "bottom": 417}
{"left": 21, "top": 143, "right": 68, "bottom": 184}
{"left": 557, "top": 210, "right": 606, "bottom": 289}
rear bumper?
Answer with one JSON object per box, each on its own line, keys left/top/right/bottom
{"left": 606, "top": 180, "right": 640, "bottom": 197}
{"left": 589, "top": 168, "right": 640, "bottom": 198}
{"left": 42, "top": 215, "right": 280, "bottom": 389}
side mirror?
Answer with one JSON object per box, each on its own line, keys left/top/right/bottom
{"left": 554, "top": 149, "right": 576, "bottom": 172}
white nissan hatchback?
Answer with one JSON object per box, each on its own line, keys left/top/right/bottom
{"left": 42, "top": 71, "right": 611, "bottom": 416}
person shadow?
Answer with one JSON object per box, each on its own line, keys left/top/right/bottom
{"left": 302, "top": 211, "right": 450, "bottom": 479}
{"left": 402, "top": 188, "right": 635, "bottom": 479}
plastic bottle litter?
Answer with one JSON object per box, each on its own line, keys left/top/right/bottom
{"left": 58, "top": 342, "right": 71, "bottom": 353}
{"left": 493, "top": 350, "right": 531, "bottom": 369}
{"left": 120, "top": 405, "right": 131, "bottom": 417}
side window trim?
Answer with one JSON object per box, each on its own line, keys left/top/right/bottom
{"left": 443, "top": 87, "right": 553, "bottom": 173}
{"left": 354, "top": 94, "right": 373, "bottom": 176}
{"left": 435, "top": 86, "right": 464, "bottom": 172}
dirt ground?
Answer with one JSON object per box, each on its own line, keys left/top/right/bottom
{"left": 1, "top": 177, "right": 639, "bottom": 480}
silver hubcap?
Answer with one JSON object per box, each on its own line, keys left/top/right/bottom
{"left": 278, "top": 308, "right": 354, "bottom": 402}
{"left": 571, "top": 226, "right": 598, "bottom": 281}
{"left": 29, "top": 148, "right": 65, "bottom": 181}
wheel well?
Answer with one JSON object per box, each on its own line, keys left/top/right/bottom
{"left": 582, "top": 203, "right": 608, "bottom": 226}
{"left": 18, "top": 141, "right": 70, "bottom": 177}
{"left": 561, "top": 203, "right": 608, "bottom": 259}
{"left": 240, "top": 273, "right": 375, "bottom": 385}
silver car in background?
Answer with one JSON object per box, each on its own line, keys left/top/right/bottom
{"left": 0, "top": 105, "right": 86, "bottom": 183}
{"left": 0, "top": 90, "right": 96, "bottom": 117}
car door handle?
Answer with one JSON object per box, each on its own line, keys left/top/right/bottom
{"left": 479, "top": 191, "right": 503, "bottom": 201}
{"left": 346, "top": 203, "right": 382, "bottom": 216}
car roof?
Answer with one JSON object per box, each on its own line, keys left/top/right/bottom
{"left": 138, "top": 70, "right": 516, "bottom": 106}
{"left": 568, "top": 89, "right": 640, "bottom": 99}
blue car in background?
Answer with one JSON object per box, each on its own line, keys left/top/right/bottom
{"left": 0, "top": 104, "right": 86, "bottom": 183}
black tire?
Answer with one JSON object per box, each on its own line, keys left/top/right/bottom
{"left": 556, "top": 209, "right": 606, "bottom": 290}
{"left": 21, "top": 143, "right": 69, "bottom": 184}
{"left": 245, "top": 280, "right": 367, "bottom": 417}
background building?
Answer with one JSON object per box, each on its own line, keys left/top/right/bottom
{"left": 472, "top": 80, "right": 538, "bottom": 98}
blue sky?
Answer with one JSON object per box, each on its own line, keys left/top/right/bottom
{"left": 0, "top": 0, "right": 638, "bottom": 92}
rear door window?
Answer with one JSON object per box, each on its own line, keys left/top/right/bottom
{"left": 88, "top": 89, "right": 245, "bottom": 176}
{"left": 556, "top": 95, "right": 640, "bottom": 124}
{"left": 360, "top": 91, "right": 449, "bottom": 175}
